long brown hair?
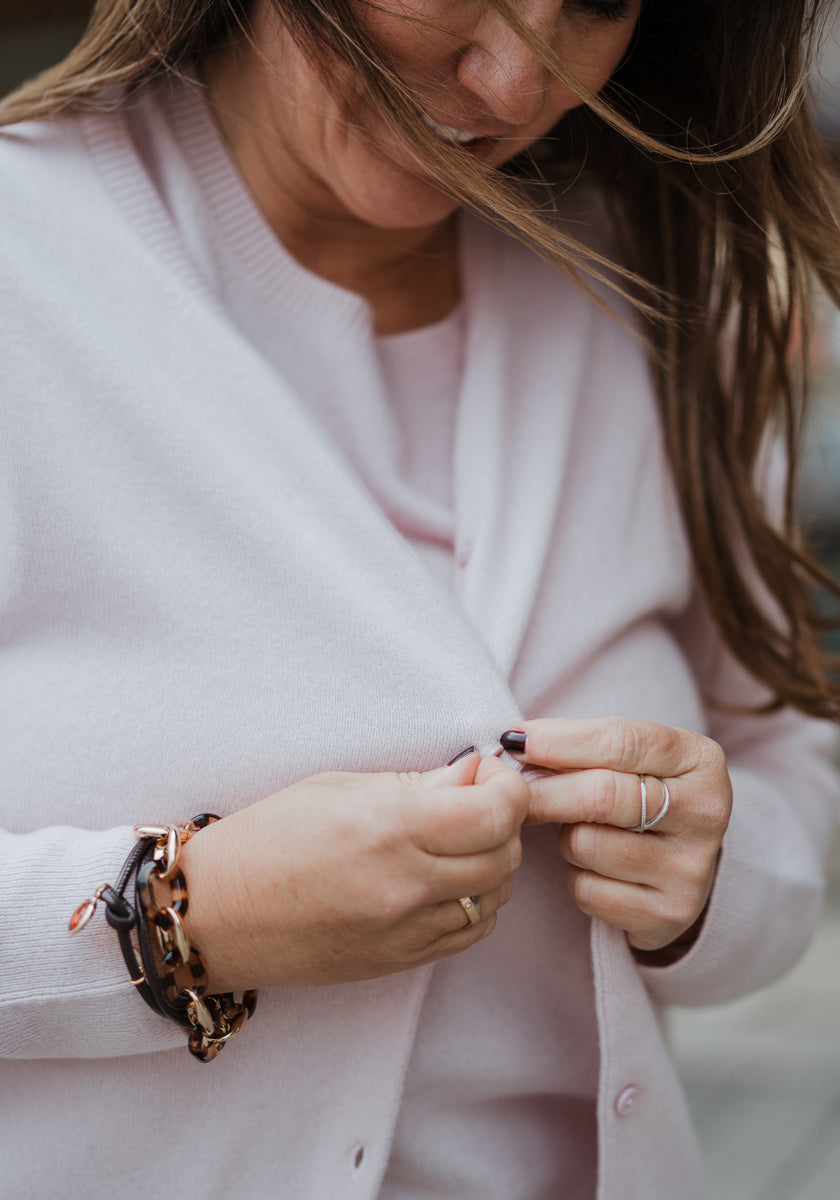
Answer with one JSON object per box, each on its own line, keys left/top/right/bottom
{"left": 3, "top": 0, "right": 840, "bottom": 718}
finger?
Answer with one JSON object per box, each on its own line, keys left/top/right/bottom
{"left": 503, "top": 717, "right": 704, "bottom": 779}
{"left": 418, "top": 881, "right": 513, "bottom": 961}
{"left": 472, "top": 754, "right": 522, "bottom": 787}
{"left": 423, "top": 836, "right": 523, "bottom": 903}
{"left": 566, "top": 865, "right": 705, "bottom": 951}
{"left": 419, "top": 910, "right": 498, "bottom": 963}
{"left": 427, "top": 879, "right": 514, "bottom": 939}
{"left": 528, "top": 769, "right": 675, "bottom": 833}
{"left": 558, "top": 821, "right": 715, "bottom": 889}
{"left": 409, "top": 761, "right": 531, "bottom": 855}
{"left": 420, "top": 751, "right": 481, "bottom": 788}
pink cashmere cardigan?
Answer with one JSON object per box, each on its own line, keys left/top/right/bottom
{"left": 0, "top": 88, "right": 836, "bottom": 1199}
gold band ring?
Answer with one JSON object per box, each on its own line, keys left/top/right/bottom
{"left": 458, "top": 895, "right": 481, "bottom": 926}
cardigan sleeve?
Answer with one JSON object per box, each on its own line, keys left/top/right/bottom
{"left": 637, "top": 585, "right": 840, "bottom": 1006}
{"left": 0, "top": 824, "right": 185, "bottom": 1058}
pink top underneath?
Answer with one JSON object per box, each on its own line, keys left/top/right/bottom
{"left": 376, "top": 322, "right": 598, "bottom": 1197}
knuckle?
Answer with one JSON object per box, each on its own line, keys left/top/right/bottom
{"left": 400, "top": 924, "right": 436, "bottom": 960}
{"left": 696, "top": 735, "right": 727, "bottom": 775}
{"left": 649, "top": 888, "right": 671, "bottom": 921}
{"left": 681, "top": 853, "right": 711, "bottom": 894}
{"left": 476, "top": 804, "right": 506, "bottom": 848}
{"left": 689, "top": 837, "right": 719, "bottom": 878}
{"left": 398, "top": 770, "right": 425, "bottom": 788}
{"left": 478, "top": 912, "right": 498, "bottom": 940}
{"left": 543, "top": 722, "right": 568, "bottom": 764}
{"left": 605, "top": 719, "right": 643, "bottom": 772}
{"left": 651, "top": 722, "right": 678, "bottom": 760}
{"left": 706, "top": 791, "right": 732, "bottom": 835}
{"left": 501, "top": 780, "right": 529, "bottom": 835}
{"left": 654, "top": 887, "right": 695, "bottom": 933}
{"left": 692, "top": 786, "right": 731, "bottom": 836}
{"left": 375, "top": 882, "right": 412, "bottom": 925}
{"left": 567, "top": 867, "right": 596, "bottom": 913}
{"left": 672, "top": 897, "right": 699, "bottom": 934}
{"left": 591, "top": 771, "right": 621, "bottom": 825}
{"left": 568, "top": 821, "right": 597, "bottom": 861}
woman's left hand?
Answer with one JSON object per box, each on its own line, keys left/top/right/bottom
{"left": 502, "top": 717, "right": 733, "bottom": 955}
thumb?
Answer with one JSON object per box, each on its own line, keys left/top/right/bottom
{"left": 421, "top": 749, "right": 480, "bottom": 788}
{"left": 473, "top": 754, "right": 522, "bottom": 786}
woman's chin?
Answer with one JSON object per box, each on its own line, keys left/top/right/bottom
{"left": 331, "top": 170, "right": 462, "bottom": 232}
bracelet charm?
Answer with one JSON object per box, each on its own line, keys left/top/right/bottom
{"left": 69, "top": 814, "right": 257, "bottom": 1062}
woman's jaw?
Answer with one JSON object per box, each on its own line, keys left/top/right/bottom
{"left": 203, "top": 0, "right": 640, "bottom": 238}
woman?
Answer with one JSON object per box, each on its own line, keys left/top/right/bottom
{"left": 1, "top": 1, "right": 838, "bottom": 1197}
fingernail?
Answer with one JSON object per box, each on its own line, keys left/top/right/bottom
{"left": 500, "top": 730, "right": 527, "bottom": 754}
{"left": 447, "top": 746, "right": 476, "bottom": 766}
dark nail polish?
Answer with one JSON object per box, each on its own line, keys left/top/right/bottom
{"left": 500, "top": 730, "right": 527, "bottom": 754}
{"left": 447, "top": 746, "right": 476, "bottom": 766}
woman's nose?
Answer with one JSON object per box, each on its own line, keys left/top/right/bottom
{"left": 455, "top": 4, "right": 556, "bottom": 127}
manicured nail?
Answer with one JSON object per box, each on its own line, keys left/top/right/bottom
{"left": 500, "top": 730, "right": 527, "bottom": 754}
{"left": 447, "top": 746, "right": 477, "bottom": 766}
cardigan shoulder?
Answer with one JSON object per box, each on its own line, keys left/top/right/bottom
{"left": 0, "top": 112, "right": 107, "bottom": 244}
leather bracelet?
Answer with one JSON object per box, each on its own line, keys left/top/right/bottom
{"left": 69, "top": 815, "right": 258, "bottom": 1061}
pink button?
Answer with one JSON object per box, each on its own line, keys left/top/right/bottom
{"left": 615, "top": 1085, "right": 640, "bottom": 1116}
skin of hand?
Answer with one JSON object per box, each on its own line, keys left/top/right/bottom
{"left": 178, "top": 752, "right": 530, "bottom": 992}
{"left": 506, "top": 716, "right": 733, "bottom": 954}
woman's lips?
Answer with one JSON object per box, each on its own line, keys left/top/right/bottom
{"left": 420, "top": 114, "right": 507, "bottom": 163}
{"left": 463, "top": 136, "right": 500, "bottom": 160}
{"left": 422, "top": 115, "right": 480, "bottom": 144}
{"left": 422, "top": 113, "right": 507, "bottom": 146}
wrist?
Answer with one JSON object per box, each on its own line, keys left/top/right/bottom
{"left": 68, "top": 816, "right": 259, "bottom": 1060}
{"left": 178, "top": 817, "right": 256, "bottom": 993}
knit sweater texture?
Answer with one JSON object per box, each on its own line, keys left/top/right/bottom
{"left": 0, "top": 77, "right": 836, "bottom": 1200}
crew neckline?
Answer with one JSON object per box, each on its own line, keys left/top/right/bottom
{"left": 164, "top": 73, "right": 376, "bottom": 336}
{"left": 81, "top": 71, "right": 505, "bottom": 348}
{"left": 160, "top": 73, "right": 469, "bottom": 340}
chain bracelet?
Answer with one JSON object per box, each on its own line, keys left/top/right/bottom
{"left": 70, "top": 814, "right": 258, "bottom": 1063}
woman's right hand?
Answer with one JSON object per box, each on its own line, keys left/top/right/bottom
{"left": 178, "top": 752, "right": 529, "bottom": 991}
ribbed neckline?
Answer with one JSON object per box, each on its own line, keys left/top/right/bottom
{"left": 163, "top": 74, "right": 374, "bottom": 337}
{"left": 82, "top": 74, "right": 374, "bottom": 338}
{"left": 81, "top": 73, "right": 495, "bottom": 343}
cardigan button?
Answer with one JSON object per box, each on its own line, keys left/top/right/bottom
{"left": 615, "top": 1085, "right": 640, "bottom": 1116}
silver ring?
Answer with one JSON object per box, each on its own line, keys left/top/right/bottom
{"left": 458, "top": 895, "right": 481, "bottom": 926}
{"left": 635, "top": 776, "right": 670, "bottom": 832}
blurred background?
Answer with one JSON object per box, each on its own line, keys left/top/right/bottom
{"left": 2, "top": 5, "right": 840, "bottom": 1198}
{"left": 0, "top": 3, "right": 88, "bottom": 96}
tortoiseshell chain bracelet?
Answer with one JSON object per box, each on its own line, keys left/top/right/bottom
{"left": 69, "top": 814, "right": 258, "bottom": 1062}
